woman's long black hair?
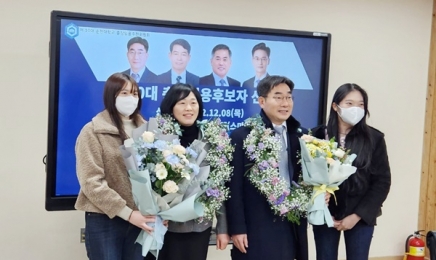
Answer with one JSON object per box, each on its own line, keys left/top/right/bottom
{"left": 327, "top": 83, "right": 373, "bottom": 194}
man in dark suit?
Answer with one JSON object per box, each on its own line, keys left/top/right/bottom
{"left": 122, "top": 37, "right": 157, "bottom": 83}
{"left": 242, "top": 43, "right": 271, "bottom": 88}
{"left": 156, "top": 39, "right": 199, "bottom": 85}
{"left": 199, "top": 44, "right": 240, "bottom": 87}
{"left": 226, "top": 76, "right": 308, "bottom": 260}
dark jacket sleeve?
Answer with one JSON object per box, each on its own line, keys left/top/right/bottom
{"left": 292, "top": 127, "right": 309, "bottom": 260}
{"left": 294, "top": 217, "right": 309, "bottom": 260}
{"left": 354, "top": 130, "right": 391, "bottom": 224}
{"left": 215, "top": 204, "right": 228, "bottom": 234}
{"left": 226, "top": 128, "right": 248, "bottom": 235}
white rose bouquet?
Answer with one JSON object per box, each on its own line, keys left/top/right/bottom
{"left": 155, "top": 114, "right": 234, "bottom": 224}
{"left": 135, "top": 130, "right": 200, "bottom": 197}
{"left": 299, "top": 134, "right": 358, "bottom": 227}
{"left": 119, "top": 118, "right": 204, "bottom": 257}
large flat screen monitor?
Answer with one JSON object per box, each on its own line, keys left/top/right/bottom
{"left": 46, "top": 10, "right": 331, "bottom": 210}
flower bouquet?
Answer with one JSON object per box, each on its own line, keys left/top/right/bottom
{"left": 299, "top": 134, "right": 357, "bottom": 227}
{"left": 120, "top": 118, "right": 205, "bottom": 257}
{"left": 155, "top": 114, "right": 234, "bottom": 223}
{"left": 243, "top": 116, "right": 311, "bottom": 224}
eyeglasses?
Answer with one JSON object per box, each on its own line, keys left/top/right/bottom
{"left": 266, "top": 95, "right": 294, "bottom": 103}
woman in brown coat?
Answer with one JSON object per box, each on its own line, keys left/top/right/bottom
{"left": 75, "top": 72, "right": 155, "bottom": 260}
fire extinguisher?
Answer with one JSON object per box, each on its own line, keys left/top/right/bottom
{"left": 404, "top": 230, "right": 426, "bottom": 260}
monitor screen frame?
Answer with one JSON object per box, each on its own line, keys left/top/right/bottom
{"left": 46, "top": 10, "right": 331, "bottom": 211}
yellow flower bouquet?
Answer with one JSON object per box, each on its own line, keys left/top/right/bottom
{"left": 299, "top": 134, "right": 357, "bottom": 227}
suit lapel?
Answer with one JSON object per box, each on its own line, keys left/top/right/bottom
{"left": 165, "top": 70, "right": 171, "bottom": 83}
{"left": 288, "top": 131, "right": 300, "bottom": 182}
{"left": 286, "top": 116, "right": 302, "bottom": 183}
{"left": 141, "top": 68, "right": 149, "bottom": 82}
{"left": 250, "top": 77, "right": 255, "bottom": 87}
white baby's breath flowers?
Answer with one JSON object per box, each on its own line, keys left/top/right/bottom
{"left": 242, "top": 115, "right": 310, "bottom": 224}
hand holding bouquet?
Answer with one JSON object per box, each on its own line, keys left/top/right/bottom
{"left": 299, "top": 134, "right": 357, "bottom": 227}
{"left": 120, "top": 119, "right": 204, "bottom": 257}
{"left": 154, "top": 114, "right": 234, "bottom": 224}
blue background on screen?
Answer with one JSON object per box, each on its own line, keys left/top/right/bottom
{"left": 54, "top": 19, "right": 326, "bottom": 196}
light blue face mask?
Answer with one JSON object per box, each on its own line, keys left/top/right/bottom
{"left": 337, "top": 105, "right": 365, "bottom": 126}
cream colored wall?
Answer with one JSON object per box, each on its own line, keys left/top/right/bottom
{"left": 0, "top": 0, "right": 432, "bottom": 259}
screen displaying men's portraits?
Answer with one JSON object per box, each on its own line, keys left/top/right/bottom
{"left": 53, "top": 16, "right": 330, "bottom": 197}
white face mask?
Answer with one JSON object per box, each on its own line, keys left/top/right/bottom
{"left": 337, "top": 105, "right": 365, "bottom": 126}
{"left": 115, "top": 96, "right": 139, "bottom": 117}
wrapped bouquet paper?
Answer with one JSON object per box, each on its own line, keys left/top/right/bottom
{"left": 154, "top": 115, "right": 234, "bottom": 223}
{"left": 120, "top": 116, "right": 233, "bottom": 257}
{"left": 120, "top": 118, "right": 205, "bottom": 257}
{"left": 299, "top": 134, "right": 357, "bottom": 227}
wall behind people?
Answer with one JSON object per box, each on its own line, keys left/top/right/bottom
{"left": 0, "top": 0, "right": 431, "bottom": 259}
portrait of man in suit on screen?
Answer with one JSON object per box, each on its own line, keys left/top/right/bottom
{"left": 242, "top": 42, "right": 271, "bottom": 88}
{"left": 199, "top": 44, "right": 240, "bottom": 87}
{"left": 122, "top": 37, "right": 157, "bottom": 83}
{"left": 157, "top": 39, "right": 199, "bottom": 85}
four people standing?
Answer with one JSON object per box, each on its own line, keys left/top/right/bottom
{"left": 76, "top": 74, "right": 391, "bottom": 259}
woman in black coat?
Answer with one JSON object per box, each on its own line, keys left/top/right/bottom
{"left": 312, "top": 83, "right": 391, "bottom": 260}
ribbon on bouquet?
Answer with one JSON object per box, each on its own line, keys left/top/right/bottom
{"left": 129, "top": 169, "right": 204, "bottom": 257}
{"left": 311, "top": 184, "right": 339, "bottom": 204}
{"left": 298, "top": 138, "right": 357, "bottom": 228}
{"left": 120, "top": 119, "right": 212, "bottom": 257}
{"left": 136, "top": 216, "right": 166, "bottom": 258}
{"left": 307, "top": 184, "right": 339, "bottom": 228}
{"left": 129, "top": 169, "right": 167, "bottom": 257}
